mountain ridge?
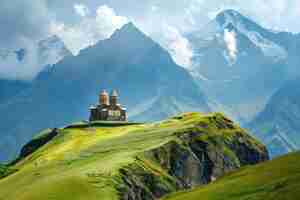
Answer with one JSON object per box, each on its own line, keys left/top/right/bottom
{"left": 248, "top": 78, "right": 300, "bottom": 157}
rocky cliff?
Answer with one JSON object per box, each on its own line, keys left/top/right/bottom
{"left": 117, "top": 114, "right": 268, "bottom": 200}
{"left": 162, "top": 151, "right": 300, "bottom": 200}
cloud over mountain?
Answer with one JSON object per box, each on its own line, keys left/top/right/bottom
{"left": 50, "top": 5, "right": 129, "bottom": 55}
{"left": 1, "top": 0, "right": 300, "bottom": 80}
{"left": 0, "top": 0, "right": 50, "bottom": 48}
{"left": 0, "top": 0, "right": 52, "bottom": 80}
{"left": 74, "top": 4, "right": 90, "bottom": 17}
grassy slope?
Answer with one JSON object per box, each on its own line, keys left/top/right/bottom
{"left": 0, "top": 113, "right": 263, "bottom": 200}
{"left": 0, "top": 164, "right": 17, "bottom": 179}
{"left": 162, "top": 151, "right": 300, "bottom": 200}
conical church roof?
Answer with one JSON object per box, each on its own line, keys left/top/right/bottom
{"left": 111, "top": 90, "right": 118, "bottom": 97}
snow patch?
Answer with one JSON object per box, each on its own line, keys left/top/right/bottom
{"left": 224, "top": 29, "right": 238, "bottom": 64}
{"left": 246, "top": 31, "right": 287, "bottom": 61}
{"left": 220, "top": 11, "right": 287, "bottom": 61}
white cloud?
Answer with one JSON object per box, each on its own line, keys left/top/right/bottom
{"left": 133, "top": 15, "right": 194, "bottom": 68}
{"left": 3, "top": 0, "right": 300, "bottom": 81}
{"left": 224, "top": 29, "right": 238, "bottom": 64}
{"left": 151, "top": 5, "right": 158, "bottom": 12}
{"left": 159, "top": 24, "right": 193, "bottom": 67}
{"left": 0, "top": 36, "right": 69, "bottom": 80}
{"left": 95, "top": 5, "right": 129, "bottom": 38}
{"left": 50, "top": 5, "right": 128, "bottom": 55}
{"left": 0, "top": 0, "right": 52, "bottom": 80}
{"left": 74, "top": 3, "right": 89, "bottom": 17}
{"left": 51, "top": 4, "right": 193, "bottom": 68}
{"left": 0, "top": 38, "right": 42, "bottom": 80}
{"left": 50, "top": 1, "right": 300, "bottom": 69}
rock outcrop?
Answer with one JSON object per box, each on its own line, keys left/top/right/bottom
{"left": 17, "top": 129, "right": 59, "bottom": 161}
{"left": 117, "top": 113, "right": 269, "bottom": 200}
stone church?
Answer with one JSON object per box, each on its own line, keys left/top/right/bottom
{"left": 89, "top": 90, "right": 127, "bottom": 121}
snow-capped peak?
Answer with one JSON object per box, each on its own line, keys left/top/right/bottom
{"left": 216, "top": 9, "right": 257, "bottom": 31}
{"left": 215, "top": 9, "right": 287, "bottom": 62}
{"left": 217, "top": 9, "right": 244, "bottom": 21}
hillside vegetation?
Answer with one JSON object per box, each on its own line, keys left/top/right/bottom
{"left": 0, "top": 112, "right": 268, "bottom": 200}
{"left": 0, "top": 164, "right": 17, "bottom": 179}
{"left": 162, "top": 151, "right": 300, "bottom": 200}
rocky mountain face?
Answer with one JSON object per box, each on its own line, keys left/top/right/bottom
{"left": 248, "top": 79, "right": 300, "bottom": 157}
{"left": 0, "top": 23, "right": 209, "bottom": 162}
{"left": 0, "top": 112, "right": 268, "bottom": 200}
{"left": 163, "top": 151, "right": 300, "bottom": 200}
{"left": 188, "top": 9, "right": 300, "bottom": 123}
{"left": 187, "top": 9, "right": 300, "bottom": 157}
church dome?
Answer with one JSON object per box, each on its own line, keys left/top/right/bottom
{"left": 99, "top": 90, "right": 109, "bottom": 105}
{"left": 101, "top": 90, "right": 109, "bottom": 96}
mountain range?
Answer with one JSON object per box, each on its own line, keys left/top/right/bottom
{"left": 188, "top": 9, "right": 300, "bottom": 123}
{"left": 186, "top": 9, "right": 300, "bottom": 157}
{"left": 1, "top": 9, "right": 300, "bottom": 161}
{"left": 0, "top": 23, "right": 209, "bottom": 162}
{"left": 1, "top": 8, "right": 300, "bottom": 200}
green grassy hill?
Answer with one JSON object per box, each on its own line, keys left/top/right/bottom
{"left": 162, "top": 151, "right": 300, "bottom": 200}
{"left": 0, "top": 113, "right": 268, "bottom": 200}
{"left": 0, "top": 164, "right": 17, "bottom": 179}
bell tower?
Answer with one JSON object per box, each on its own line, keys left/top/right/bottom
{"left": 99, "top": 90, "right": 109, "bottom": 105}
{"left": 110, "top": 90, "right": 118, "bottom": 106}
